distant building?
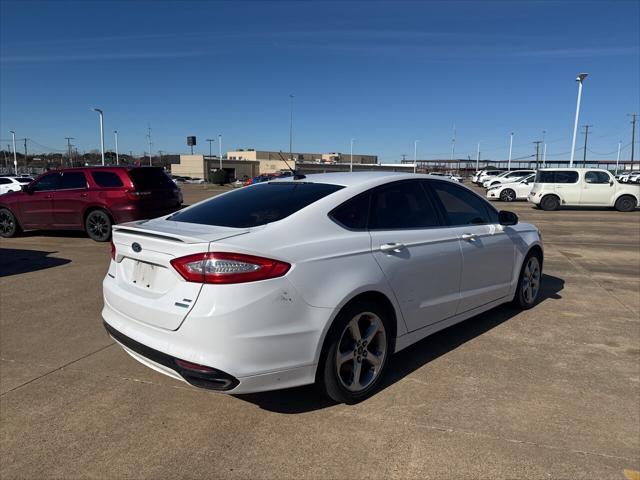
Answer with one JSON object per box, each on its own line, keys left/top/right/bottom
{"left": 226, "top": 149, "right": 377, "bottom": 174}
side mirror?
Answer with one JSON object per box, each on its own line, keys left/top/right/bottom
{"left": 499, "top": 210, "right": 518, "bottom": 226}
{"left": 522, "top": 180, "right": 528, "bottom": 185}
{"left": 609, "top": 180, "right": 614, "bottom": 186}
{"left": 21, "top": 184, "right": 33, "bottom": 194}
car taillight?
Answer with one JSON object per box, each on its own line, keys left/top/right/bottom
{"left": 110, "top": 241, "right": 116, "bottom": 260}
{"left": 126, "top": 189, "right": 152, "bottom": 200}
{"left": 170, "top": 252, "right": 290, "bottom": 284}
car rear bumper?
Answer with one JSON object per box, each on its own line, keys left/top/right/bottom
{"left": 102, "top": 274, "right": 332, "bottom": 394}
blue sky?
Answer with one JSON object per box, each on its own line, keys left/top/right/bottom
{"left": 1, "top": 0, "right": 638, "bottom": 162}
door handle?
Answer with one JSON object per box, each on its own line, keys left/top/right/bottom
{"left": 44, "top": 194, "right": 53, "bottom": 199}
{"left": 461, "top": 233, "right": 477, "bottom": 241}
{"left": 80, "top": 193, "right": 88, "bottom": 198}
{"left": 380, "top": 243, "right": 405, "bottom": 253}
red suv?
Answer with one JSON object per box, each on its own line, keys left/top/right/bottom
{"left": 0, "top": 167, "right": 182, "bottom": 242}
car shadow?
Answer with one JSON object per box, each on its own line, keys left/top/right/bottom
{"left": 0, "top": 248, "right": 71, "bottom": 276}
{"left": 17, "top": 230, "right": 89, "bottom": 239}
{"left": 235, "top": 273, "right": 564, "bottom": 414}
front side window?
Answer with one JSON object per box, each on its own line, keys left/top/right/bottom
{"left": 429, "top": 181, "right": 496, "bottom": 226}
{"left": 59, "top": 172, "right": 87, "bottom": 190}
{"left": 369, "top": 181, "right": 439, "bottom": 230}
{"left": 170, "top": 182, "right": 344, "bottom": 228}
{"left": 585, "top": 171, "right": 610, "bottom": 184}
{"left": 32, "top": 173, "right": 61, "bottom": 191}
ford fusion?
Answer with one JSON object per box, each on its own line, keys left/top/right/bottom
{"left": 103, "top": 172, "right": 543, "bottom": 403}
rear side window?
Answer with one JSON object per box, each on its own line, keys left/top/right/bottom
{"left": 329, "top": 192, "right": 370, "bottom": 230}
{"left": 128, "top": 168, "right": 174, "bottom": 190}
{"left": 429, "top": 181, "right": 495, "bottom": 226}
{"left": 60, "top": 172, "right": 87, "bottom": 189}
{"left": 92, "top": 171, "right": 124, "bottom": 187}
{"left": 535, "top": 171, "right": 579, "bottom": 183}
{"left": 585, "top": 171, "right": 610, "bottom": 184}
{"left": 369, "top": 180, "right": 439, "bottom": 229}
{"left": 0, "top": 178, "right": 11, "bottom": 185}
{"left": 15, "top": 177, "right": 33, "bottom": 183}
{"left": 170, "top": 182, "right": 344, "bottom": 228}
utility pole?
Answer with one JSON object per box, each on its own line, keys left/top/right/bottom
{"left": 65, "top": 137, "right": 74, "bottom": 168}
{"left": 630, "top": 113, "right": 637, "bottom": 168}
{"left": 475, "top": 142, "right": 480, "bottom": 172}
{"left": 616, "top": 141, "right": 621, "bottom": 174}
{"left": 401, "top": 154, "right": 406, "bottom": 162}
{"left": 22, "top": 138, "right": 28, "bottom": 167}
{"left": 413, "top": 140, "right": 419, "bottom": 174}
{"left": 206, "top": 138, "right": 215, "bottom": 158}
{"left": 533, "top": 141, "right": 542, "bottom": 169}
{"left": 158, "top": 150, "right": 164, "bottom": 167}
{"left": 146, "top": 125, "right": 152, "bottom": 166}
{"left": 581, "top": 124, "right": 592, "bottom": 165}
{"left": 450, "top": 124, "right": 456, "bottom": 162}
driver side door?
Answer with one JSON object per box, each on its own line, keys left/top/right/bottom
{"left": 19, "top": 172, "right": 60, "bottom": 228}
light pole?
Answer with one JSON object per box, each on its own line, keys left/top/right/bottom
{"left": 414, "top": 140, "right": 419, "bottom": 174}
{"left": 508, "top": 133, "right": 513, "bottom": 171}
{"left": 9, "top": 130, "right": 17, "bottom": 174}
{"left": 218, "top": 134, "right": 222, "bottom": 171}
{"left": 114, "top": 130, "right": 119, "bottom": 165}
{"left": 146, "top": 126, "right": 152, "bottom": 166}
{"left": 476, "top": 142, "right": 481, "bottom": 172}
{"left": 616, "top": 140, "right": 621, "bottom": 174}
{"left": 289, "top": 94, "right": 294, "bottom": 166}
{"left": 206, "top": 138, "right": 215, "bottom": 158}
{"left": 350, "top": 138, "right": 355, "bottom": 172}
{"left": 92, "top": 108, "right": 105, "bottom": 166}
{"left": 570, "top": 73, "right": 588, "bottom": 167}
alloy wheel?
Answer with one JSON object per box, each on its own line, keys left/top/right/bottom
{"left": 0, "top": 210, "right": 15, "bottom": 235}
{"left": 521, "top": 256, "right": 541, "bottom": 305}
{"left": 335, "top": 312, "right": 387, "bottom": 392}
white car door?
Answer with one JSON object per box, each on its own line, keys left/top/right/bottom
{"left": 368, "top": 180, "right": 462, "bottom": 332}
{"left": 552, "top": 171, "right": 581, "bottom": 204}
{"left": 581, "top": 170, "right": 615, "bottom": 205}
{"left": 427, "top": 180, "right": 515, "bottom": 314}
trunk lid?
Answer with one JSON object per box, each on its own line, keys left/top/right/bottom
{"left": 107, "top": 220, "right": 249, "bottom": 330}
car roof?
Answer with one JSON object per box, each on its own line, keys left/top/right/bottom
{"left": 270, "top": 171, "right": 458, "bottom": 188}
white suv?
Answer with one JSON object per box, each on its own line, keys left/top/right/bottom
{"left": 527, "top": 168, "right": 639, "bottom": 212}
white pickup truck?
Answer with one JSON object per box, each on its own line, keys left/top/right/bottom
{"left": 527, "top": 168, "right": 639, "bottom": 212}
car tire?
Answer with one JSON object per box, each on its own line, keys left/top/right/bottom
{"left": 85, "top": 209, "right": 112, "bottom": 242}
{"left": 0, "top": 208, "right": 21, "bottom": 238}
{"left": 513, "top": 251, "right": 542, "bottom": 310}
{"left": 318, "top": 299, "right": 392, "bottom": 404}
{"left": 500, "top": 188, "right": 516, "bottom": 202}
{"left": 614, "top": 195, "right": 636, "bottom": 212}
{"left": 540, "top": 195, "right": 560, "bottom": 211}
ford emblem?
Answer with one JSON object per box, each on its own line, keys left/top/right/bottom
{"left": 132, "top": 242, "right": 142, "bottom": 253}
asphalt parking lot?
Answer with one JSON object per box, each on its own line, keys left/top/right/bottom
{"left": 1, "top": 183, "right": 639, "bottom": 479}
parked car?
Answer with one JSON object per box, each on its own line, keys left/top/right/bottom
{"left": 0, "top": 167, "right": 182, "bottom": 241}
{"left": 618, "top": 171, "right": 640, "bottom": 183}
{"left": 185, "top": 178, "right": 206, "bottom": 184}
{"left": 527, "top": 168, "right": 639, "bottom": 212}
{"left": 629, "top": 172, "right": 640, "bottom": 184}
{"left": 482, "top": 170, "right": 535, "bottom": 188}
{"left": 0, "top": 176, "right": 33, "bottom": 195}
{"left": 243, "top": 174, "right": 275, "bottom": 186}
{"left": 475, "top": 170, "right": 505, "bottom": 185}
{"left": 103, "top": 172, "right": 543, "bottom": 403}
{"left": 428, "top": 172, "right": 463, "bottom": 183}
{"left": 486, "top": 174, "right": 535, "bottom": 202}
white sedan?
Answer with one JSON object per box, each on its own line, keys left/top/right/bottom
{"left": 482, "top": 170, "right": 535, "bottom": 188}
{"left": 103, "top": 172, "right": 543, "bottom": 403}
{"left": 486, "top": 174, "right": 536, "bottom": 202}
{"left": 0, "top": 176, "right": 33, "bottom": 195}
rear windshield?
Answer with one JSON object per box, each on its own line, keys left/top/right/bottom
{"left": 535, "top": 171, "right": 579, "bottom": 184}
{"left": 128, "top": 168, "right": 174, "bottom": 190}
{"left": 169, "top": 182, "right": 344, "bottom": 228}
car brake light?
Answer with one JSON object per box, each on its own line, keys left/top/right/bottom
{"left": 170, "top": 252, "right": 290, "bottom": 284}
{"left": 110, "top": 241, "right": 116, "bottom": 260}
{"left": 126, "top": 189, "right": 152, "bottom": 200}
